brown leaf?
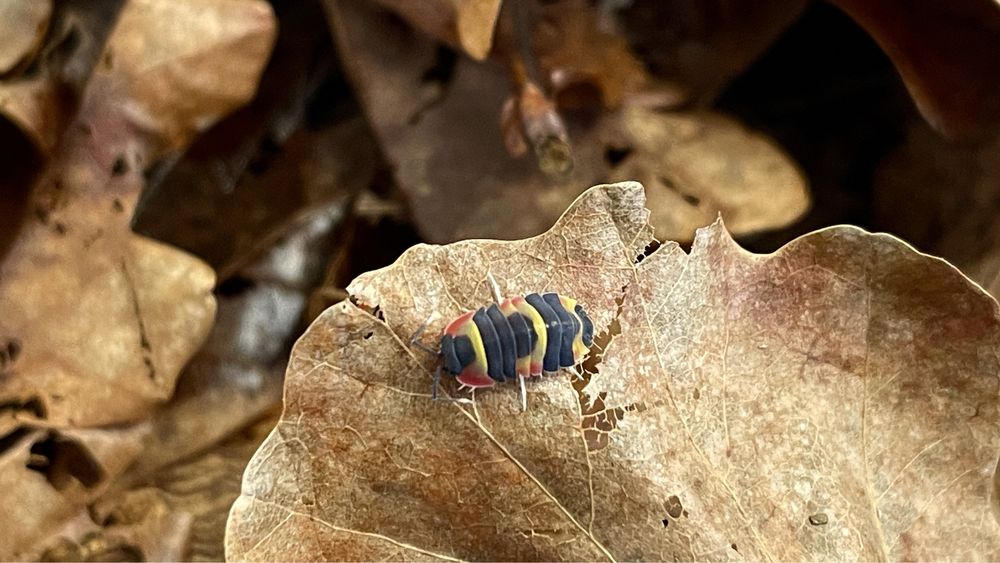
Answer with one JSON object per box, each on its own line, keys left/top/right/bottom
{"left": 92, "top": 0, "right": 277, "bottom": 157}
{"left": 371, "top": 0, "right": 502, "bottom": 61}
{"left": 875, "top": 123, "right": 1000, "bottom": 297}
{"left": 1, "top": 424, "right": 149, "bottom": 559}
{"left": 614, "top": 0, "right": 807, "bottom": 104}
{"left": 829, "top": 0, "right": 1000, "bottom": 140}
{"left": 0, "top": 1, "right": 122, "bottom": 155}
{"left": 0, "top": 0, "right": 276, "bottom": 555}
{"left": 0, "top": 0, "right": 276, "bottom": 428}
{"left": 328, "top": 1, "right": 808, "bottom": 243}
{"left": 528, "top": 0, "right": 648, "bottom": 109}
{"left": 0, "top": 0, "right": 52, "bottom": 75}
{"left": 226, "top": 182, "right": 1000, "bottom": 560}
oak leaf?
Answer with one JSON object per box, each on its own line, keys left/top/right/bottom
{"left": 226, "top": 182, "right": 1000, "bottom": 561}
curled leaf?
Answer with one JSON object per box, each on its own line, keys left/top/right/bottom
{"left": 226, "top": 182, "right": 1000, "bottom": 561}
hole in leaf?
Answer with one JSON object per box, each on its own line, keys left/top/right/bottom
{"left": 681, "top": 193, "right": 700, "bottom": 206}
{"left": 658, "top": 175, "right": 701, "bottom": 207}
{"left": 216, "top": 275, "right": 256, "bottom": 297}
{"left": 604, "top": 145, "right": 633, "bottom": 167}
{"left": 1, "top": 337, "right": 22, "bottom": 368}
{"left": 26, "top": 432, "right": 105, "bottom": 490}
{"left": 363, "top": 331, "right": 374, "bottom": 339}
{"left": 0, "top": 428, "right": 31, "bottom": 454}
{"left": 661, "top": 518, "right": 669, "bottom": 528}
{"left": 0, "top": 396, "right": 47, "bottom": 419}
{"left": 420, "top": 46, "right": 458, "bottom": 86}
{"left": 635, "top": 239, "right": 661, "bottom": 263}
{"left": 111, "top": 155, "right": 128, "bottom": 176}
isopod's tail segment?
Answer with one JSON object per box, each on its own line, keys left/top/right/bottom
{"left": 559, "top": 295, "right": 593, "bottom": 364}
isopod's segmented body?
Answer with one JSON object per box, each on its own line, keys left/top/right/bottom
{"left": 439, "top": 293, "right": 594, "bottom": 389}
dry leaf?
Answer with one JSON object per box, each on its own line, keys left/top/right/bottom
{"left": 874, "top": 123, "right": 1000, "bottom": 297}
{"left": 529, "top": 0, "right": 648, "bottom": 109}
{"left": 0, "top": 0, "right": 52, "bottom": 74}
{"left": 0, "top": 1, "right": 122, "bottom": 155}
{"left": 0, "top": 0, "right": 276, "bottom": 428}
{"left": 372, "top": 0, "right": 502, "bottom": 61}
{"left": 226, "top": 182, "right": 1000, "bottom": 561}
{"left": 614, "top": 0, "right": 807, "bottom": 104}
{"left": 328, "top": 0, "right": 807, "bottom": 245}
{"left": 0, "top": 0, "right": 275, "bottom": 555}
{"left": 1, "top": 424, "right": 149, "bottom": 559}
{"left": 829, "top": 0, "right": 1000, "bottom": 139}
{"left": 92, "top": 0, "right": 277, "bottom": 156}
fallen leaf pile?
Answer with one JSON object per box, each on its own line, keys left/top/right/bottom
{"left": 1, "top": 0, "right": 998, "bottom": 560}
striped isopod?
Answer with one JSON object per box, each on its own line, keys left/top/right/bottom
{"left": 432, "top": 292, "right": 595, "bottom": 409}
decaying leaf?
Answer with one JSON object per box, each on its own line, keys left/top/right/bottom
{"left": 226, "top": 182, "right": 1000, "bottom": 560}
{"left": 328, "top": 0, "right": 808, "bottom": 244}
{"left": 0, "top": 0, "right": 276, "bottom": 556}
{"left": 0, "top": 0, "right": 52, "bottom": 75}
{"left": 0, "top": 0, "right": 276, "bottom": 429}
{"left": 875, "top": 123, "right": 1000, "bottom": 297}
{"left": 613, "top": 0, "right": 807, "bottom": 104}
{"left": 372, "top": 0, "right": 502, "bottom": 61}
{"left": 1, "top": 423, "right": 149, "bottom": 559}
{"left": 828, "top": 0, "right": 1000, "bottom": 139}
{"left": 0, "top": 1, "right": 122, "bottom": 155}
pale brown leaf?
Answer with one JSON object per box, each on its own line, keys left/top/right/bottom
{"left": 0, "top": 0, "right": 276, "bottom": 556}
{"left": 0, "top": 0, "right": 52, "bottom": 74}
{"left": 91, "top": 0, "right": 277, "bottom": 157}
{"left": 1, "top": 424, "right": 149, "bottom": 559}
{"left": 0, "top": 1, "right": 121, "bottom": 155}
{"left": 226, "top": 182, "right": 1000, "bottom": 561}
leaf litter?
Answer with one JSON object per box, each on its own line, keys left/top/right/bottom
{"left": 2, "top": 0, "right": 999, "bottom": 560}
{"left": 328, "top": 0, "right": 809, "bottom": 245}
{"left": 226, "top": 182, "right": 1000, "bottom": 561}
{"left": 0, "top": 0, "right": 276, "bottom": 558}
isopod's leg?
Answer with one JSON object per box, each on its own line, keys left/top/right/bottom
{"left": 518, "top": 373, "right": 527, "bottom": 412}
{"left": 568, "top": 365, "right": 583, "bottom": 382}
{"left": 409, "top": 311, "right": 441, "bottom": 357}
{"left": 486, "top": 272, "right": 503, "bottom": 304}
{"left": 432, "top": 366, "right": 474, "bottom": 405}
{"left": 431, "top": 363, "right": 442, "bottom": 400}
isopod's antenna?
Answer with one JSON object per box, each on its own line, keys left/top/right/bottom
{"left": 486, "top": 272, "right": 503, "bottom": 304}
{"left": 409, "top": 311, "right": 441, "bottom": 357}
